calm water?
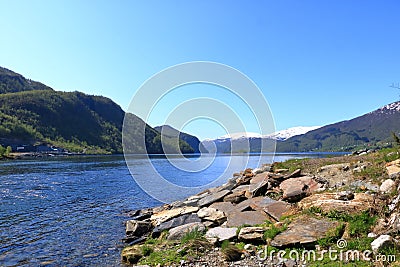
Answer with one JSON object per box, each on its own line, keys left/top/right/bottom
{"left": 0, "top": 153, "right": 336, "bottom": 266}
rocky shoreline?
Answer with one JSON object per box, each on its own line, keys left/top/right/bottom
{"left": 121, "top": 150, "right": 400, "bottom": 266}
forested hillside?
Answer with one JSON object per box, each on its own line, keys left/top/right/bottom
{"left": 0, "top": 67, "right": 196, "bottom": 154}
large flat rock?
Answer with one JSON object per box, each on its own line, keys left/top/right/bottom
{"left": 250, "top": 173, "right": 268, "bottom": 184}
{"left": 167, "top": 222, "right": 205, "bottom": 240}
{"left": 271, "top": 216, "right": 339, "bottom": 247}
{"left": 298, "top": 192, "right": 382, "bottom": 213}
{"left": 150, "top": 206, "right": 199, "bottom": 225}
{"left": 226, "top": 210, "right": 268, "bottom": 227}
{"left": 205, "top": 227, "right": 238, "bottom": 242}
{"left": 263, "top": 201, "right": 292, "bottom": 222}
{"left": 152, "top": 213, "right": 201, "bottom": 236}
{"left": 209, "top": 202, "right": 236, "bottom": 214}
{"left": 280, "top": 176, "right": 322, "bottom": 202}
{"left": 198, "top": 190, "right": 231, "bottom": 207}
{"left": 238, "top": 227, "right": 265, "bottom": 242}
{"left": 236, "top": 196, "right": 277, "bottom": 212}
{"left": 197, "top": 207, "right": 226, "bottom": 223}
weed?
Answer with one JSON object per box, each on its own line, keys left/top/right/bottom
{"left": 263, "top": 224, "right": 287, "bottom": 241}
{"left": 317, "top": 223, "right": 345, "bottom": 248}
{"left": 181, "top": 227, "right": 205, "bottom": 244}
{"left": 140, "top": 245, "right": 153, "bottom": 256}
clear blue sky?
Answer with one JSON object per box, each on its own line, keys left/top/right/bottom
{"left": 1, "top": 1, "right": 399, "bottom": 140}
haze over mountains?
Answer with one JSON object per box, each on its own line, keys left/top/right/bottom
{"left": 0, "top": 66, "right": 399, "bottom": 154}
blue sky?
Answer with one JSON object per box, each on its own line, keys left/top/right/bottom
{"left": 1, "top": 1, "right": 399, "bottom": 140}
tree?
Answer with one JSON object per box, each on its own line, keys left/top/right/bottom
{"left": 392, "top": 132, "right": 400, "bottom": 146}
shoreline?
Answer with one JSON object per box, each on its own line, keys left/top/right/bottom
{"left": 121, "top": 148, "right": 400, "bottom": 266}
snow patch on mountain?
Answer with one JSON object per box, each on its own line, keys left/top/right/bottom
{"left": 219, "top": 132, "right": 263, "bottom": 140}
{"left": 203, "top": 126, "right": 320, "bottom": 142}
{"left": 265, "top": 126, "right": 321, "bottom": 141}
{"left": 377, "top": 101, "right": 400, "bottom": 113}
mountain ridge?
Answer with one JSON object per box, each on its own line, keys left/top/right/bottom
{"left": 0, "top": 67, "right": 198, "bottom": 154}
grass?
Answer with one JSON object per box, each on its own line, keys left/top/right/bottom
{"left": 137, "top": 228, "right": 209, "bottom": 266}
{"left": 263, "top": 223, "right": 287, "bottom": 241}
{"left": 317, "top": 223, "right": 345, "bottom": 248}
{"left": 323, "top": 210, "right": 377, "bottom": 238}
{"left": 181, "top": 227, "right": 205, "bottom": 244}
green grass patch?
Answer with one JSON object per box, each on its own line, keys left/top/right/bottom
{"left": 181, "top": 227, "right": 205, "bottom": 244}
{"left": 263, "top": 223, "right": 287, "bottom": 241}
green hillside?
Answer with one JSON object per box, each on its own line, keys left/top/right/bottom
{"left": 154, "top": 125, "right": 207, "bottom": 153}
{"left": 0, "top": 67, "right": 196, "bottom": 154}
{"left": 0, "top": 67, "right": 52, "bottom": 93}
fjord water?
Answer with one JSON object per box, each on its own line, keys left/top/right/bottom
{"left": 0, "top": 153, "right": 332, "bottom": 266}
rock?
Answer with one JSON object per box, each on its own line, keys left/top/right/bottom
{"left": 274, "top": 168, "right": 289, "bottom": 173}
{"left": 389, "top": 194, "right": 400, "bottom": 211}
{"left": 236, "top": 175, "right": 253, "bottom": 186}
{"left": 152, "top": 213, "right": 201, "bottom": 237}
{"left": 371, "top": 235, "right": 394, "bottom": 253}
{"left": 263, "top": 201, "right": 292, "bottom": 222}
{"left": 368, "top": 233, "right": 377, "bottom": 238}
{"left": 285, "top": 169, "right": 301, "bottom": 179}
{"left": 128, "top": 208, "right": 153, "bottom": 221}
{"left": 121, "top": 245, "right": 143, "bottom": 264}
{"left": 380, "top": 179, "right": 396, "bottom": 193}
{"left": 167, "top": 222, "right": 205, "bottom": 240}
{"left": 386, "top": 159, "right": 400, "bottom": 178}
{"left": 252, "top": 168, "right": 264, "bottom": 175}
{"left": 250, "top": 173, "right": 268, "bottom": 184}
{"left": 198, "top": 190, "right": 231, "bottom": 207}
{"left": 126, "top": 220, "right": 153, "bottom": 237}
{"left": 150, "top": 206, "right": 199, "bottom": 225}
{"left": 205, "top": 226, "right": 238, "bottom": 242}
{"left": 209, "top": 202, "right": 236, "bottom": 214}
{"left": 226, "top": 210, "right": 268, "bottom": 227}
{"left": 223, "top": 190, "right": 247, "bottom": 204}
{"left": 248, "top": 181, "right": 270, "bottom": 197}
{"left": 238, "top": 227, "right": 265, "bottom": 243}
{"left": 350, "top": 181, "right": 379, "bottom": 192}
{"left": 280, "top": 176, "right": 322, "bottom": 202}
{"left": 197, "top": 207, "right": 226, "bottom": 223}
{"left": 271, "top": 216, "right": 340, "bottom": 247}
{"left": 334, "top": 191, "right": 354, "bottom": 201}
{"left": 298, "top": 192, "right": 382, "bottom": 213}
{"left": 317, "top": 163, "right": 354, "bottom": 187}
{"left": 235, "top": 196, "right": 277, "bottom": 212}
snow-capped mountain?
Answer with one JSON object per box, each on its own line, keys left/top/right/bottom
{"left": 264, "top": 126, "right": 321, "bottom": 141}
{"left": 200, "top": 126, "right": 320, "bottom": 153}
{"left": 218, "top": 132, "right": 263, "bottom": 140}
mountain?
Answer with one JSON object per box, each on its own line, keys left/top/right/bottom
{"left": 154, "top": 125, "right": 208, "bottom": 153}
{"left": 264, "top": 126, "right": 321, "bottom": 141}
{"left": 0, "top": 67, "right": 197, "bottom": 154}
{"left": 276, "top": 102, "right": 400, "bottom": 152}
{"left": 0, "top": 67, "right": 52, "bottom": 94}
{"left": 200, "top": 127, "right": 319, "bottom": 154}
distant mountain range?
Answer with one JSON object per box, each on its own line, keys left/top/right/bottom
{"left": 201, "top": 103, "right": 400, "bottom": 153}
{"left": 1, "top": 66, "right": 399, "bottom": 154}
{"left": 201, "top": 126, "right": 319, "bottom": 154}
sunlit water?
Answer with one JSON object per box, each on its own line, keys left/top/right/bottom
{"left": 0, "top": 153, "right": 339, "bottom": 266}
